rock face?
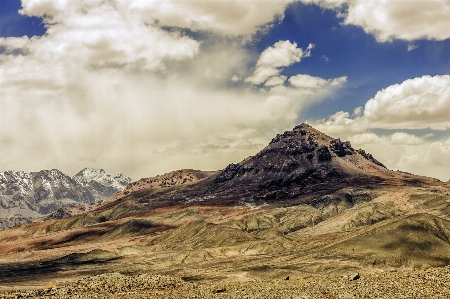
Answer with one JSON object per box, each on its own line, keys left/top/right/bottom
{"left": 0, "top": 168, "right": 131, "bottom": 229}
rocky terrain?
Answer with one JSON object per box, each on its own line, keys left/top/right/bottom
{"left": 116, "top": 169, "right": 217, "bottom": 199}
{"left": 3, "top": 266, "right": 450, "bottom": 298}
{"left": 0, "top": 124, "right": 449, "bottom": 297}
{"left": 0, "top": 168, "right": 131, "bottom": 229}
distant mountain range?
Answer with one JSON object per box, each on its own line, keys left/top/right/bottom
{"left": 0, "top": 168, "right": 131, "bottom": 229}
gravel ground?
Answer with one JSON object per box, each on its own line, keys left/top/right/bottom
{"left": 3, "top": 266, "right": 450, "bottom": 299}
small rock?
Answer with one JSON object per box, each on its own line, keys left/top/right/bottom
{"left": 348, "top": 273, "right": 360, "bottom": 281}
{"left": 285, "top": 276, "right": 290, "bottom": 280}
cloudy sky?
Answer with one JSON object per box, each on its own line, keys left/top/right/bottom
{"left": 0, "top": 0, "right": 449, "bottom": 181}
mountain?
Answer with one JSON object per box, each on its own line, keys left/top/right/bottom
{"left": 0, "top": 124, "right": 449, "bottom": 292}
{"left": 73, "top": 168, "right": 132, "bottom": 201}
{"left": 115, "top": 123, "right": 418, "bottom": 210}
{"left": 117, "top": 169, "right": 217, "bottom": 198}
{"left": 45, "top": 169, "right": 216, "bottom": 221}
{"left": 0, "top": 168, "right": 131, "bottom": 229}
{"left": 209, "top": 123, "right": 388, "bottom": 197}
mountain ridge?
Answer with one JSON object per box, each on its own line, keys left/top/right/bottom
{"left": 0, "top": 168, "right": 131, "bottom": 229}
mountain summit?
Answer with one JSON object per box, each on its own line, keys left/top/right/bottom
{"left": 195, "top": 123, "right": 388, "bottom": 201}
{"left": 73, "top": 168, "right": 132, "bottom": 200}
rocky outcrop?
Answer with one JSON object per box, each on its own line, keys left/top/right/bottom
{"left": 117, "top": 169, "right": 216, "bottom": 197}
{"left": 356, "top": 149, "right": 386, "bottom": 168}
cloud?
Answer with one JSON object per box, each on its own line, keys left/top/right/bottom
{"left": 22, "top": 0, "right": 295, "bottom": 36}
{"left": 345, "top": 134, "right": 449, "bottom": 181}
{"left": 231, "top": 75, "right": 241, "bottom": 82}
{"left": 265, "top": 75, "right": 287, "bottom": 87}
{"left": 289, "top": 74, "right": 347, "bottom": 90}
{"left": 393, "top": 140, "right": 450, "bottom": 179}
{"left": 425, "top": 142, "right": 450, "bottom": 167}
{"left": 312, "top": 111, "right": 360, "bottom": 135}
{"left": 9, "top": 3, "right": 201, "bottom": 72}
{"left": 364, "top": 75, "right": 450, "bottom": 130}
{"left": 311, "top": 75, "right": 450, "bottom": 181}
{"left": 313, "top": 75, "right": 450, "bottom": 134}
{"left": 389, "top": 132, "right": 424, "bottom": 146}
{"left": 0, "top": 1, "right": 350, "bottom": 180}
{"left": 301, "top": 0, "right": 450, "bottom": 42}
{"left": 245, "top": 41, "right": 313, "bottom": 85}
{"left": 348, "top": 132, "right": 424, "bottom": 147}
{"left": 353, "top": 106, "right": 362, "bottom": 117}
{"left": 407, "top": 43, "right": 418, "bottom": 51}
{"left": 348, "top": 133, "right": 385, "bottom": 146}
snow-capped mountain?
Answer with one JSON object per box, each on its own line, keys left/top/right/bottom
{"left": 73, "top": 168, "right": 132, "bottom": 200}
{"left": 0, "top": 168, "right": 131, "bottom": 229}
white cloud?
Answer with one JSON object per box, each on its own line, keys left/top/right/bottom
{"left": 21, "top": 0, "right": 295, "bottom": 36}
{"left": 231, "top": 75, "right": 241, "bottom": 82}
{"left": 301, "top": 0, "right": 450, "bottom": 42}
{"left": 349, "top": 132, "right": 425, "bottom": 147}
{"left": 425, "top": 142, "right": 450, "bottom": 167}
{"left": 261, "top": 95, "right": 296, "bottom": 120}
{"left": 289, "top": 74, "right": 347, "bottom": 90}
{"left": 244, "top": 42, "right": 347, "bottom": 95}
{"left": 245, "top": 41, "right": 313, "bottom": 85}
{"left": 11, "top": 3, "right": 201, "bottom": 72}
{"left": 314, "top": 75, "right": 450, "bottom": 135}
{"left": 392, "top": 141, "right": 450, "bottom": 180}
{"left": 345, "top": 0, "right": 450, "bottom": 42}
{"left": 128, "top": 0, "right": 293, "bottom": 36}
{"left": 353, "top": 106, "right": 362, "bottom": 117}
{"left": 390, "top": 132, "right": 423, "bottom": 146}
{"left": 349, "top": 133, "right": 385, "bottom": 146}
{"left": 313, "top": 111, "right": 360, "bottom": 135}
{"left": 0, "top": 1, "right": 350, "bottom": 180}
{"left": 264, "top": 75, "right": 287, "bottom": 87}
{"left": 407, "top": 43, "right": 418, "bottom": 51}
{"left": 364, "top": 75, "right": 450, "bottom": 130}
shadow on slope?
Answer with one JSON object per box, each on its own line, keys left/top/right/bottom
{"left": 0, "top": 249, "right": 118, "bottom": 284}
{"left": 321, "top": 213, "right": 450, "bottom": 268}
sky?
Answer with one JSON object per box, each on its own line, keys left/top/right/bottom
{"left": 0, "top": 0, "right": 449, "bottom": 181}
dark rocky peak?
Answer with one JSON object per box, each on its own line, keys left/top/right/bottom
{"left": 213, "top": 124, "right": 386, "bottom": 189}
{"left": 261, "top": 123, "right": 357, "bottom": 159}
{"left": 267, "top": 123, "right": 331, "bottom": 150}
